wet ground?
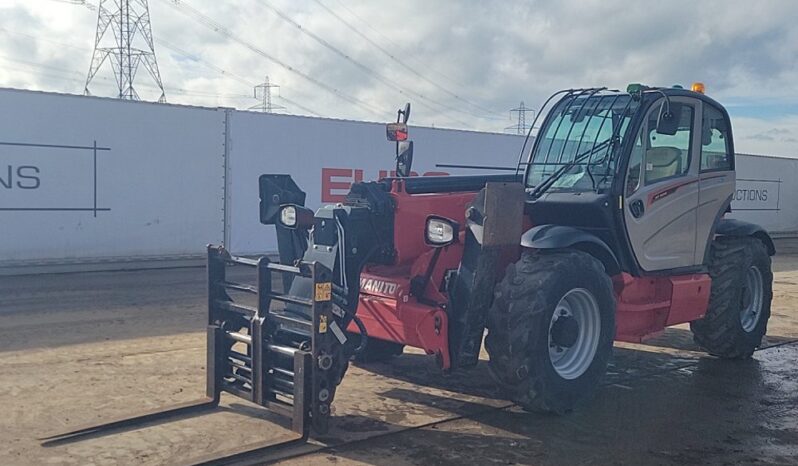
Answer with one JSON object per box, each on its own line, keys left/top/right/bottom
{"left": 1, "top": 256, "right": 797, "bottom": 465}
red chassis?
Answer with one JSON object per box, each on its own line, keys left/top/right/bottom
{"left": 347, "top": 178, "right": 711, "bottom": 370}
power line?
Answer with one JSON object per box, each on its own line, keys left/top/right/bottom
{"left": 41, "top": 0, "right": 486, "bottom": 126}
{"left": 156, "top": 38, "right": 250, "bottom": 85}
{"left": 0, "top": 56, "right": 91, "bottom": 83}
{"left": 311, "top": 0, "right": 504, "bottom": 119}
{"left": 0, "top": 55, "right": 251, "bottom": 99}
{"left": 0, "top": 28, "right": 321, "bottom": 117}
{"left": 156, "top": 39, "right": 322, "bottom": 116}
{"left": 0, "top": 27, "right": 88, "bottom": 51}
{"left": 159, "top": 0, "right": 386, "bottom": 119}
{"left": 325, "top": 0, "right": 467, "bottom": 89}
{"left": 252, "top": 0, "right": 474, "bottom": 126}
{"left": 47, "top": 0, "right": 95, "bottom": 7}
{"left": 275, "top": 95, "right": 322, "bottom": 117}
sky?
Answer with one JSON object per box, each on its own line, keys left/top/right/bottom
{"left": 0, "top": 0, "right": 797, "bottom": 156}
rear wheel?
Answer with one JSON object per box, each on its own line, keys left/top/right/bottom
{"left": 691, "top": 236, "right": 772, "bottom": 358}
{"left": 486, "top": 249, "right": 615, "bottom": 414}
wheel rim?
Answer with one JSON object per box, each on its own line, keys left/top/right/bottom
{"left": 740, "top": 265, "right": 764, "bottom": 332}
{"left": 548, "top": 288, "right": 602, "bottom": 380}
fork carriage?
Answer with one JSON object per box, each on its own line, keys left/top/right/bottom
{"left": 41, "top": 245, "right": 343, "bottom": 464}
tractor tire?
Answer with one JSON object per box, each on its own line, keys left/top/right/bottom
{"left": 690, "top": 236, "right": 772, "bottom": 359}
{"left": 486, "top": 249, "right": 615, "bottom": 414}
{"left": 346, "top": 332, "right": 405, "bottom": 363}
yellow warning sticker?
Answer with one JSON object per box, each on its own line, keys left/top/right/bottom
{"left": 315, "top": 282, "right": 332, "bottom": 302}
{"left": 319, "top": 315, "right": 328, "bottom": 333}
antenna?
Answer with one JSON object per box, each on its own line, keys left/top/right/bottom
{"left": 85, "top": 0, "right": 166, "bottom": 102}
{"left": 505, "top": 101, "right": 534, "bottom": 135}
{"left": 250, "top": 76, "right": 286, "bottom": 113}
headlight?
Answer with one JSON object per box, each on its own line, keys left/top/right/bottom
{"left": 279, "top": 205, "right": 297, "bottom": 227}
{"left": 425, "top": 216, "right": 459, "bottom": 247}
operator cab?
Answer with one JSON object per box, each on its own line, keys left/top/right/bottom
{"left": 523, "top": 84, "right": 736, "bottom": 276}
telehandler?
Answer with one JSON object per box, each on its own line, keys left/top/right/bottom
{"left": 44, "top": 84, "right": 774, "bottom": 463}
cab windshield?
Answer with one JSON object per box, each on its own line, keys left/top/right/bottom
{"left": 525, "top": 93, "right": 640, "bottom": 192}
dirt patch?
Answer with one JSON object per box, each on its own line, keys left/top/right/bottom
{"left": 1, "top": 258, "right": 797, "bottom": 465}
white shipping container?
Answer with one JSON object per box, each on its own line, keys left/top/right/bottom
{"left": 731, "top": 154, "right": 798, "bottom": 236}
{"left": 0, "top": 88, "right": 795, "bottom": 270}
{"left": 0, "top": 89, "right": 225, "bottom": 266}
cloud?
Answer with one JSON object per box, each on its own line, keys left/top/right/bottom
{"left": 731, "top": 115, "right": 798, "bottom": 156}
{"left": 747, "top": 128, "right": 795, "bottom": 141}
{"left": 1, "top": 0, "right": 797, "bottom": 156}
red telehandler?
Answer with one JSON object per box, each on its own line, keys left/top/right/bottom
{"left": 44, "top": 84, "right": 774, "bottom": 463}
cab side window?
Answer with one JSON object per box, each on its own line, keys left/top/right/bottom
{"left": 644, "top": 104, "right": 694, "bottom": 184}
{"left": 700, "top": 106, "right": 732, "bottom": 172}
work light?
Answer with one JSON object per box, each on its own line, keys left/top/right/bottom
{"left": 425, "top": 216, "right": 459, "bottom": 247}
{"left": 279, "top": 205, "right": 297, "bottom": 228}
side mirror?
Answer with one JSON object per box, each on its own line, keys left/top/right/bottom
{"left": 386, "top": 122, "right": 408, "bottom": 142}
{"left": 396, "top": 141, "right": 414, "bottom": 177}
{"left": 655, "top": 101, "right": 681, "bottom": 136}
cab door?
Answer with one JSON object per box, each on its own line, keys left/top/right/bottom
{"left": 695, "top": 103, "right": 736, "bottom": 264}
{"left": 623, "top": 97, "right": 702, "bottom": 272}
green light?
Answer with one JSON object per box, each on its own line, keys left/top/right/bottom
{"left": 626, "top": 83, "right": 644, "bottom": 94}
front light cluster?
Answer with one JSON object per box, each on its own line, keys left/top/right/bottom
{"left": 279, "top": 205, "right": 297, "bottom": 228}
{"left": 278, "top": 204, "right": 315, "bottom": 229}
{"left": 425, "top": 216, "right": 459, "bottom": 247}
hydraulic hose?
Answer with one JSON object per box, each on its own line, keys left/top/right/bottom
{"left": 351, "top": 314, "right": 369, "bottom": 354}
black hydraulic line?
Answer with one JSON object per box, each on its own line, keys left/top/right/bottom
{"left": 351, "top": 314, "right": 369, "bottom": 354}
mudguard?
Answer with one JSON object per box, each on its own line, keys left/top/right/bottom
{"left": 521, "top": 224, "right": 621, "bottom": 275}
{"left": 716, "top": 218, "right": 776, "bottom": 256}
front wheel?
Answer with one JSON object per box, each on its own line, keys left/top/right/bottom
{"left": 486, "top": 249, "right": 616, "bottom": 414}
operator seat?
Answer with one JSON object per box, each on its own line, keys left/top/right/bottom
{"left": 645, "top": 146, "right": 682, "bottom": 183}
